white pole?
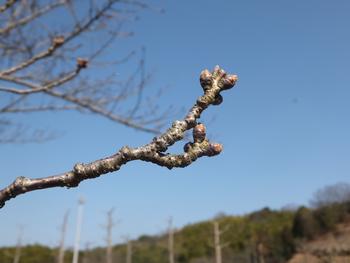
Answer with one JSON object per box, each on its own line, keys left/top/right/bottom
{"left": 72, "top": 197, "right": 85, "bottom": 263}
{"left": 168, "top": 217, "right": 174, "bottom": 263}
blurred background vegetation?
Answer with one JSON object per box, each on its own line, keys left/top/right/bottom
{"left": 1, "top": 182, "right": 350, "bottom": 263}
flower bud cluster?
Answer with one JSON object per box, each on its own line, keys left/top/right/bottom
{"left": 200, "top": 65, "right": 238, "bottom": 92}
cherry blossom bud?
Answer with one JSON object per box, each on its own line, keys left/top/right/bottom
{"left": 200, "top": 69, "right": 213, "bottom": 90}
{"left": 212, "top": 94, "right": 223, "bottom": 106}
{"left": 77, "top": 58, "right": 88, "bottom": 68}
{"left": 212, "top": 65, "right": 226, "bottom": 79}
{"left": 52, "top": 36, "right": 65, "bottom": 47}
{"left": 208, "top": 143, "right": 223, "bottom": 156}
{"left": 220, "top": 74, "right": 238, "bottom": 90}
{"left": 193, "top": 123, "right": 206, "bottom": 142}
{"left": 183, "top": 142, "right": 193, "bottom": 152}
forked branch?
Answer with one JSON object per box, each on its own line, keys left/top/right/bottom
{"left": 0, "top": 66, "right": 238, "bottom": 209}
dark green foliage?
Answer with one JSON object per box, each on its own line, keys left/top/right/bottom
{"left": 314, "top": 205, "right": 338, "bottom": 232}
{"left": 132, "top": 243, "right": 167, "bottom": 263}
{"left": 291, "top": 201, "right": 350, "bottom": 242}
{"left": 0, "top": 244, "right": 55, "bottom": 263}
{"left": 292, "top": 206, "right": 319, "bottom": 239}
{"left": 313, "top": 202, "right": 349, "bottom": 232}
{"left": 176, "top": 221, "right": 213, "bottom": 262}
{"left": 0, "top": 247, "right": 13, "bottom": 263}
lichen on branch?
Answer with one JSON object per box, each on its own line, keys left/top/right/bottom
{"left": 0, "top": 66, "right": 238, "bottom": 209}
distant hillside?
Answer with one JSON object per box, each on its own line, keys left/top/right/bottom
{"left": 1, "top": 199, "right": 350, "bottom": 263}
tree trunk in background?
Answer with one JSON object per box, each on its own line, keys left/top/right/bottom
{"left": 106, "top": 209, "right": 115, "bottom": 263}
{"left": 13, "top": 227, "right": 23, "bottom": 263}
{"left": 213, "top": 221, "right": 222, "bottom": 263}
{"left": 57, "top": 211, "right": 69, "bottom": 263}
{"left": 257, "top": 243, "right": 265, "bottom": 263}
{"left": 168, "top": 217, "right": 175, "bottom": 263}
{"left": 126, "top": 239, "right": 132, "bottom": 263}
{"left": 72, "top": 197, "right": 85, "bottom": 263}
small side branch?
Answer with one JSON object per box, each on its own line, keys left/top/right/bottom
{"left": 0, "top": 0, "right": 116, "bottom": 76}
{"left": 0, "top": 1, "right": 64, "bottom": 35}
{"left": 0, "top": 0, "right": 18, "bottom": 13}
{"left": 0, "top": 66, "right": 238, "bottom": 209}
{"left": 0, "top": 65, "right": 84, "bottom": 95}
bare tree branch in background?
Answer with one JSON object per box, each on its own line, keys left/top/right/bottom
{"left": 0, "top": 65, "right": 238, "bottom": 210}
{"left": 310, "top": 182, "right": 350, "bottom": 208}
{"left": 0, "top": 0, "right": 18, "bottom": 13}
{"left": 0, "top": 0, "right": 168, "bottom": 143}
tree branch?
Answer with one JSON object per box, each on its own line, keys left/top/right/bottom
{"left": 0, "top": 0, "right": 18, "bottom": 13}
{"left": 0, "top": 0, "right": 165, "bottom": 135}
{"left": 0, "top": 0, "right": 117, "bottom": 76}
{"left": 44, "top": 88, "right": 162, "bottom": 134}
{"left": 0, "top": 1, "right": 64, "bottom": 35}
{"left": 0, "top": 66, "right": 238, "bottom": 209}
{"left": 0, "top": 67, "right": 82, "bottom": 94}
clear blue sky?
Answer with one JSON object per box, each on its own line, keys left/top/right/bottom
{"left": 1, "top": 0, "right": 350, "bottom": 248}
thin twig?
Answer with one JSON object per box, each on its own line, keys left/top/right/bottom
{"left": 0, "top": 0, "right": 18, "bottom": 13}
{"left": 0, "top": 1, "right": 64, "bottom": 35}
{"left": 0, "top": 0, "right": 118, "bottom": 75}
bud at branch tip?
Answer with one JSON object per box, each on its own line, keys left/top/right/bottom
{"left": 77, "top": 58, "right": 88, "bottom": 68}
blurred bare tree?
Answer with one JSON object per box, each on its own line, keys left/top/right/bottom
{"left": 0, "top": 0, "right": 168, "bottom": 143}
{"left": 310, "top": 182, "right": 350, "bottom": 208}
{"left": 0, "top": 6, "right": 238, "bottom": 208}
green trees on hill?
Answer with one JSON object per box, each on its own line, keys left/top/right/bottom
{"left": 0, "top": 245, "right": 56, "bottom": 263}
{"left": 0, "top": 210, "right": 297, "bottom": 263}
{"left": 292, "top": 207, "right": 319, "bottom": 239}
{"left": 1, "top": 183, "right": 350, "bottom": 263}
{"left": 292, "top": 201, "right": 350, "bottom": 241}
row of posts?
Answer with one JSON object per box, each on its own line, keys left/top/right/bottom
{"left": 13, "top": 198, "right": 266, "bottom": 263}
